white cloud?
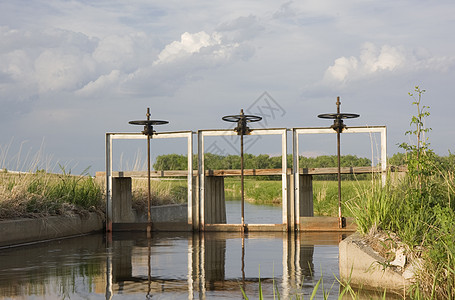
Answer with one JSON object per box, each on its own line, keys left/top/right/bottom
{"left": 34, "top": 49, "right": 86, "bottom": 92}
{"left": 324, "top": 42, "right": 454, "bottom": 83}
{"left": 325, "top": 56, "right": 358, "bottom": 82}
{"left": 154, "top": 31, "right": 223, "bottom": 64}
{"left": 76, "top": 70, "right": 122, "bottom": 96}
{"left": 93, "top": 35, "right": 135, "bottom": 66}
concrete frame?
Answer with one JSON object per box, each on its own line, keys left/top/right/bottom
{"left": 292, "top": 126, "right": 387, "bottom": 229}
{"left": 197, "top": 128, "right": 288, "bottom": 229}
{"left": 105, "top": 131, "right": 193, "bottom": 232}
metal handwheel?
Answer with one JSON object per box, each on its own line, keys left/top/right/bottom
{"left": 129, "top": 119, "right": 169, "bottom": 136}
{"left": 222, "top": 111, "right": 262, "bottom": 135}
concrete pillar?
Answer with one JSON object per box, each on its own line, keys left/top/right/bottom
{"left": 112, "top": 177, "right": 135, "bottom": 223}
{"left": 299, "top": 175, "right": 314, "bottom": 217}
{"left": 204, "top": 177, "right": 226, "bottom": 224}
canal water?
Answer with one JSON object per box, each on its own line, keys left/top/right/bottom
{"left": 0, "top": 202, "right": 348, "bottom": 299}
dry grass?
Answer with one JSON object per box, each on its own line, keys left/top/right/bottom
{"left": 0, "top": 170, "right": 103, "bottom": 220}
{"left": 130, "top": 178, "right": 187, "bottom": 214}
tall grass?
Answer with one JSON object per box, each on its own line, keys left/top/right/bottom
{"left": 0, "top": 167, "right": 103, "bottom": 220}
{"left": 240, "top": 274, "right": 390, "bottom": 299}
{"left": 347, "top": 169, "right": 455, "bottom": 298}
{"left": 130, "top": 178, "right": 188, "bottom": 213}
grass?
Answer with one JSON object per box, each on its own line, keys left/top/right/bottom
{"left": 0, "top": 168, "right": 103, "bottom": 220}
{"left": 0, "top": 169, "right": 189, "bottom": 220}
{"left": 130, "top": 178, "right": 188, "bottom": 213}
{"left": 224, "top": 177, "right": 375, "bottom": 217}
{"left": 240, "top": 273, "right": 390, "bottom": 300}
{"left": 347, "top": 168, "right": 455, "bottom": 299}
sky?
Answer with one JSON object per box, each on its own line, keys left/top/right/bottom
{"left": 0, "top": 0, "right": 454, "bottom": 174}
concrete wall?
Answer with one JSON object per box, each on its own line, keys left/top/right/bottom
{"left": 112, "top": 177, "right": 135, "bottom": 223}
{"left": 0, "top": 213, "right": 104, "bottom": 247}
{"left": 299, "top": 175, "right": 314, "bottom": 217}
{"left": 339, "top": 233, "right": 410, "bottom": 293}
{"left": 135, "top": 204, "right": 188, "bottom": 223}
{"left": 204, "top": 176, "right": 226, "bottom": 224}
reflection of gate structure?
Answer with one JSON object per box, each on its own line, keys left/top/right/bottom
{"left": 104, "top": 232, "right": 341, "bottom": 299}
{"left": 105, "top": 126, "right": 390, "bottom": 232}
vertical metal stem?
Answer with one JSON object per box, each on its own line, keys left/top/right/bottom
{"left": 240, "top": 132, "right": 245, "bottom": 227}
{"left": 337, "top": 131, "right": 342, "bottom": 228}
{"left": 147, "top": 238, "right": 152, "bottom": 298}
{"left": 336, "top": 97, "right": 342, "bottom": 228}
{"left": 146, "top": 108, "right": 152, "bottom": 236}
{"left": 241, "top": 236, "right": 245, "bottom": 290}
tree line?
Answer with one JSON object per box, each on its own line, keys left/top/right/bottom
{"left": 153, "top": 153, "right": 374, "bottom": 180}
{"left": 154, "top": 152, "right": 455, "bottom": 171}
{"left": 153, "top": 152, "right": 455, "bottom": 180}
{"left": 153, "top": 153, "right": 373, "bottom": 170}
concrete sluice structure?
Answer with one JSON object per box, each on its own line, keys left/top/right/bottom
{"left": 104, "top": 126, "right": 390, "bottom": 233}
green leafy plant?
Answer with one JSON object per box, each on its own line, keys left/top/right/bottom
{"left": 399, "top": 86, "right": 433, "bottom": 189}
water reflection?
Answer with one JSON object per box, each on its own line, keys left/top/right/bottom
{"left": 0, "top": 232, "right": 346, "bottom": 299}
{"left": 105, "top": 231, "right": 343, "bottom": 299}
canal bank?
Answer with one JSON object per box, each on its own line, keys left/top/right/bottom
{"left": 0, "top": 204, "right": 189, "bottom": 247}
{"left": 0, "top": 213, "right": 104, "bottom": 247}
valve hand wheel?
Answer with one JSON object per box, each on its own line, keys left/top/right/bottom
{"left": 222, "top": 114, "right": 262, "bottom": 123}
{"left": 129, "top": 120, "right": 169, "bottom": 125}
{"left": 317, "top": 113, "right": 360, "bottom": 119}
{"left": 222, "top": 109, "right": 262, "bottom": 136}
{"left": 129, "top": 119, "right": 168, "bottom": 136}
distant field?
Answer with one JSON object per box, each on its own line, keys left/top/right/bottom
{"left": 224, "top": 177, "right": 376, "bottom": 217}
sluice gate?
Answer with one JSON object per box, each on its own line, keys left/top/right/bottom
{"left": 103, "top": 125, "right": 394, "bottom": 233}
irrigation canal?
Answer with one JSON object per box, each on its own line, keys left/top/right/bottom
{"left": 1, "top": 201, "right": 349, "bottom": 299}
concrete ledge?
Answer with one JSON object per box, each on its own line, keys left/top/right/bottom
{"left": 0, "top": 213, "right": 104, "bottom": 248}
{"left": 299, "top": 217, "right": 357, "bottom": 232}
{"left": 203, "top": 224, "right": 286, "bottom": 232}
{"left": 112, "top": 222, "right": 192, "bottom": 232}
{"left": 339, "top": 233, "right": 410, "bottom": 293}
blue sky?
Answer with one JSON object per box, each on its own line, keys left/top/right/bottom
{"left": 0, "top": 0, "right": 454, "bottom": 174}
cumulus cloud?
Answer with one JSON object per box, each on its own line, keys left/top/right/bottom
{"left": 154, "top": 31, "right": 237, "bottom": 64}
{"left": 76, "top": 70, "right": 122, "bottom": 96}
{"left": 0, "top": 23, "right": 253, "bottom": 103}
{"left": 0, "top": 27, "right": 99, "bottom": 98}
{"left": 325, "top": 43, "right": 406, "bottom": 82}
{"left": 324, "top": 42, "right": 455, "bottom": 83}
{"left": 92, "top": 35, "right": 136, "bottom": 66}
